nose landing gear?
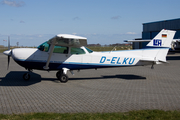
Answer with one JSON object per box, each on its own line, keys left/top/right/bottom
{"left": 23, "top": 72, "right": 30, "bottom": 81}
{"left": 23, "top": 69, "right": 32, "bottom": 81}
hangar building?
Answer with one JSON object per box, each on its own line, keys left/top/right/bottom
{"left": 133, "top": 18, "right": 180, "bottom": 49}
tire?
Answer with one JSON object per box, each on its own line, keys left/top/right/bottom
{"left": 56, "top": 70, "right": 63, "bottom": 79}
{"left": 23, "top": 73, "right": 30, "bottom": 81}
{"left": 59, "top": 74, "right": 68, "bottom": 83}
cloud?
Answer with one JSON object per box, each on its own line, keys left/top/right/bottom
{"left": 73, "top": 17, "right": 80, "bottom": 20}
{"left": 20, "top": 20, "right": 25, "bottom": 23}
{"left": 1, "top": 0, "right": 25, "bottom": 7}
{"left": 111, "top": 16, "right": 121, "bottom": 20}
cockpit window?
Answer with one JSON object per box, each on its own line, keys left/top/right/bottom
{"left": 85, "top": 47, "right": 93, "bottom": 53}
{"left": 53, "top": 46, "right": 68, "bottom": 54}
{"left": 38, "top": 42, "right": 68, "bottom": 54}
{"left": 37, "top": 42, "right": 50, "bottom": 52}
{"left": 71, "top": 47, "right": 85, "bottom": 54}
{"left": 38, "top": 41, "right": 85, "bottom": 55}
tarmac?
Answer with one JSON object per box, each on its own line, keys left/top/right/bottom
{"left": 0, "top": 52, "right": 180, "bottom": 114}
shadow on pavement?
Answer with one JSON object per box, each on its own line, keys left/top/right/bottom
{"left": 0, "top": 72, "right": 146, "bottom": 86}
{"left": 0, "top": 71, "right": 41, "bottom": 86}
{"left": 69, "top": 74, "right": 146, "bottom": 81}
{"left": 167, "top": 56, "right": 180, "bottom": 60}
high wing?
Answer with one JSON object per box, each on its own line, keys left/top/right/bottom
{"left": 125, "top": 39, "right": 180, "bottom": 50}
{"left": 47, "top": 34, "right": 87, "bottom": 47}
{"left": 173, "top": 39, "right": 180, "bottom": 42}
{"left": 125, "top": 39, "right": 180, "bottom": 43}
{"left": 124, "top": 40, "right": 151, "bottom": 42}
{"left": 44, "top": 34, "right": 87, "bottom": 70}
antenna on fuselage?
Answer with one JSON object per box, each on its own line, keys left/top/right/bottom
{"left": 110, "top": 46, "right": 117, "bottom": 53}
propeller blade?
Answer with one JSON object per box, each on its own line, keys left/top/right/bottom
{"left": 7, "top": 36, "right": 11, "bottom": 70}
{"left": 7, "top": 55, "right": 10, "bottom": 70}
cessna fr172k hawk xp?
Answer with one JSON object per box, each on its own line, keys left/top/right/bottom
{"left": 3, "top": 29, "right": 176, "bottom": 83}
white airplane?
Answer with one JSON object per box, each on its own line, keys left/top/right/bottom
{"left": 3, "top": 29, "right": 176, "bottom": 83}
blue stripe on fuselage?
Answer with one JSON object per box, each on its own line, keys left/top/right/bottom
{"left": 14, "top": 60, "right": 132, "bottom": 71}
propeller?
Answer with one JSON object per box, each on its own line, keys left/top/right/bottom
{"left": 7, "top": 36, "right": 11, "bottom": 70}
{"left": 3, "top": 36, "right": 11, "bottom": 70}
{"left": 3, "top": 48, "right": 12, "bottom": 70}
{"left": 7, "top": 55, "right": 10, "bottom": 70}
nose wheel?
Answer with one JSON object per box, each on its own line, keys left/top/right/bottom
{"left": 23, "top": 69, "right": 32, "bottom": 81}
{"left": 23, "top": 73, "right": 30, "bottom": 81}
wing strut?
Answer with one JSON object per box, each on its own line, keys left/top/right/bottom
{"left": 43, "top": 38, "right": 56, "bottom": 70}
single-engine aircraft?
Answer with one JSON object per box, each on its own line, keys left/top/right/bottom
{"left": 3, "top": 29, "right": 176, "bottom": 83}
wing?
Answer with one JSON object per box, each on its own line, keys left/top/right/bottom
{"left": 124, "top": 40, "right": 151, "bottom": 42}
{"left": 47, "top": 34, "right": 87, "bottom": 47}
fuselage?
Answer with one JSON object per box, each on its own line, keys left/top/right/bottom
{"left": 9, "top": 46, "right": 151, "bottom": 71}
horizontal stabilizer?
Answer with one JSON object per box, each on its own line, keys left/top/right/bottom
{"left": 140, "top": 59, "right": 167, "bottom": 63}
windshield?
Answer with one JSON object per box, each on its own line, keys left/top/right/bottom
{"left": 37, "top": 41, "right": 50, "bottom": 52}
{"left": 85, "top": 47, "right": 93, "bottom": 53}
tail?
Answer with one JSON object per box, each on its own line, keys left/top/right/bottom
{"left": 142, "top": 29, "right": 176, "bottom": 63}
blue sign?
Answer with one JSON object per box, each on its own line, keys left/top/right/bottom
{"left": 153, "top": 39, "right": 162, "bottom": 46}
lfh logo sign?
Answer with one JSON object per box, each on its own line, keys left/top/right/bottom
{"left": 153, "top": 39, "right": 162, "bottom": 46}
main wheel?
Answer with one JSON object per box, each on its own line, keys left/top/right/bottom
{"left": 23, "top": 73, "right": 30, "bottom": 81}
{"left": 59, "top": 74, "right": 68, "bottom": 83}
{"left": 56, "top": 70, "right": 63, "bottom": 79}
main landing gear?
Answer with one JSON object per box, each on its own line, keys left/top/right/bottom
{"left": 56, "top": 70, "right": 69, "bottom": 83}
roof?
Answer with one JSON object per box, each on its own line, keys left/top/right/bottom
{"left": 143, "top": 18, "right": 180, "bottom": 25}
{"left": 143, "top": 18, "right": 180, "bottom": 32}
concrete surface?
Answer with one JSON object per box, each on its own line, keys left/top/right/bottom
{"left": 0, "top": 52, "right": 180, "bottom": 114}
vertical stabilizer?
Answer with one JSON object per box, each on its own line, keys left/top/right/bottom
{"left": 142, "top": 29, "right": 176, "bottom": 63}
{"left": 146, "top": 29, "right": 176, "bottom": 48}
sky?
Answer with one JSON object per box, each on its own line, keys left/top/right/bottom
{"left": 0, "top": 0, "right": 180, "bottom": 47}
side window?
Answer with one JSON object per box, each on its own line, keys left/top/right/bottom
{"left": 38, "top": 42, "right": 50, "bottom": 52}
{"left": 53, "top": 46, "right": 68, "bottom": 54}
{"left": 71, "top": 47, "right": 85, "bottom": 54}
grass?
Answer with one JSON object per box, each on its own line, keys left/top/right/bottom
{"left": 88, "top": 46, "right": 132, "bottom": 51}
{"left": 0, "top": 110, "right": 180, "bottom": 120}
